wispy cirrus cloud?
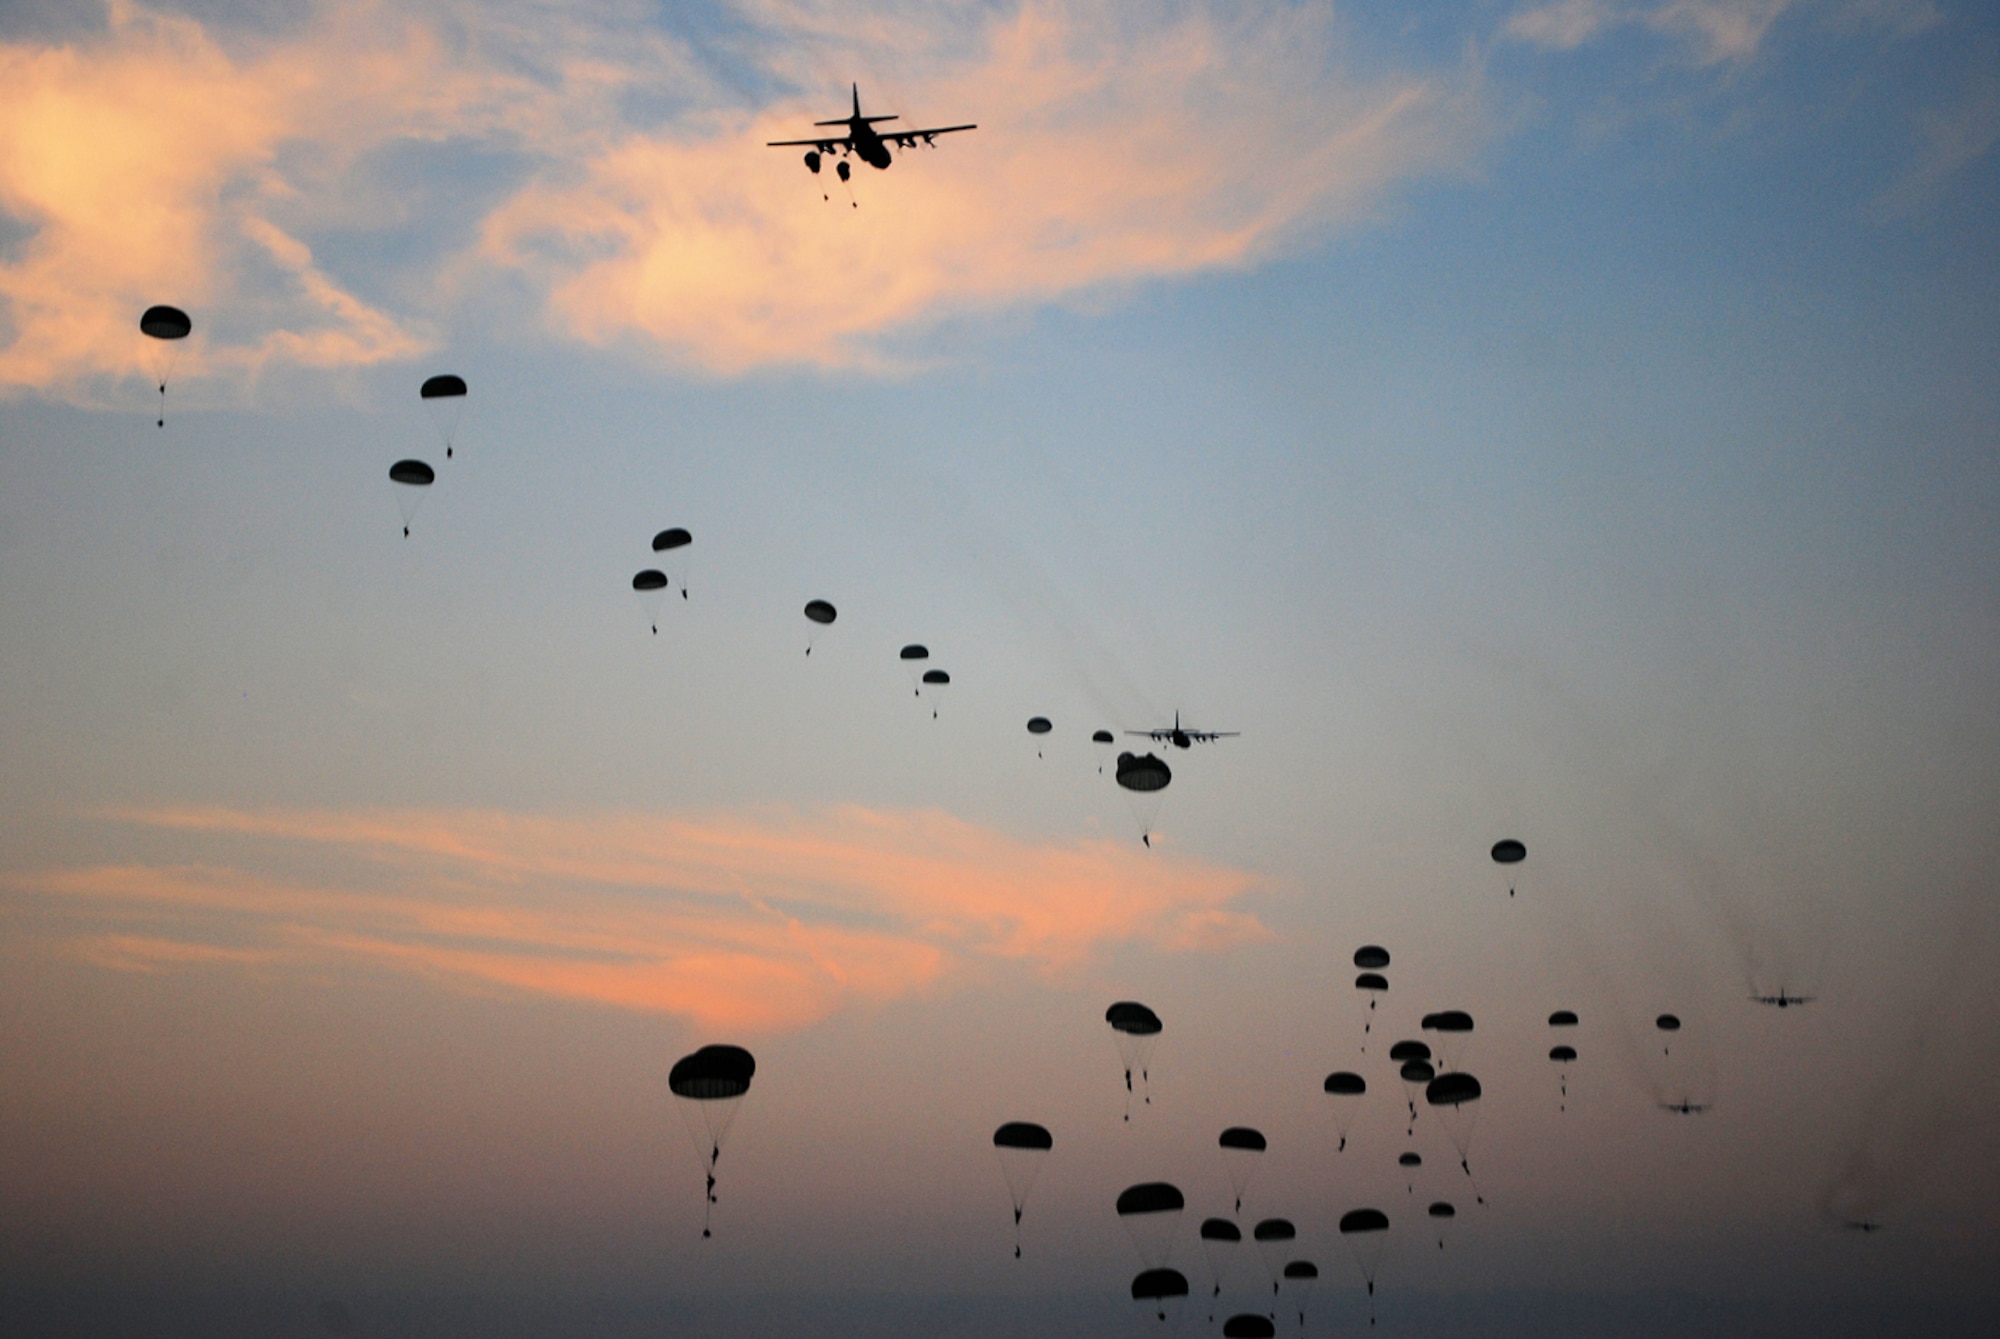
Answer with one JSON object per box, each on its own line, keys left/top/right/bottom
{"left": 10, "top": 805, "right": 1266, "bottom": 1030}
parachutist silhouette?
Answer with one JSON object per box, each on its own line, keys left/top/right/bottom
{"left": 402, "top": 526, "right": 409, "bottom": 538}
{"left": 1142, "top": 833, "right": 1151, "bottom": 848}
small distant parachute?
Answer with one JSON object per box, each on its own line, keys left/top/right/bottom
{"left": 651, "top": 528, "right": 693, "bottom": 598}
{"left": 1131, "top": 1267, "right": 1189, "bottom": 1323}
{"left": 802, "top": 599, "right": 837, "bottom": 655}
{"left": 1252, "top": 1218, "right": 1295, "bottom": 1297}
{"left": 1387, "top": 1040, "right": 1431, "bottom": 1064}
{"left": 1218, "top": 1126, "right": 1266, "bottom": 1213}
{"left": 139, "top": 305, "right": 191, "bottom": 426}
{"left": 1338, "top": 1208, "right": 1390, "bottom": 1317}
{"left": 1114, "top": 752, "right": 1172, "bottom": 847}
{"left": 900, "top": 643, "right": 929, "bottom": 660}
{"left": 1425, "top": 1073, "right": 1485, "bottom": 1204}
{"left": 1222, "top": 1316, "right": 1276, "bottom": 1339}
{"left": 1353, "top": 945, "right": 1390, "bottom": 970}
{"left": 1490, "top": 839, "right": 1526, "bottom": 897}
{"left": 1092, "top": 728, "right": 1115, "bottom": 772}
{"left": 669, "top": 1044, "right": 755, "bottom": 1238}
{"left": 1427, "top": 1200, "right": 1456, "bottom": 1250}
{"left": 1282, "top": 1260, "right": 1319, "bottom": 1329}
{"left": 1548, "top": 1010, "right": 1578, "bottom": 1027}
{"left": 898, "top": 644, "right": 930, "bottom": 696}
{"left": 1421, "top": 1010, "right": 1475, "bottom": 1071}
{"left": 1026, "top": 716, "right": 1051, "bottom": 758}
{"left": 992, "top": 1122, "right": 1053, "bottom": 1258}
{"left": 1549, "top": 1044, "right": 1577, "bottom": 1110}
{"left": 1354, "top": 970, "right": 1388, "bottom": 1046}
{"left": 1199, "top": 1218, "right": 1241, "bottom": 1302}
{"left": 1107, "top": 1002, "right": 1162, "bottom": 1118}
{"left": 919, "top": 668, "right": 950, "bottom": 717}
{"left": 1549, "top": 1045, "right": 1577, "bottom": 1063}
{"left": 1398, "top": 1152, "right": 1422, "bottom": 1167}
{"left": 387, "top": 459, "right": 435, "bottom": 537}
{"left": 1324, "top": 1071, "right": 1365, "bottom": 1152}
{"left": 1115, "top": 1182, "right": 1185, "bottom": 1270}
{"left": 419, "top": 374, "right": 467, "bottom": 458}
{"left": 633, "top": 570, "right": 669, "bottom": 633}
{"left": 1398, "top": 1151, "right": 1421, "bottom": 1195}
{"left": 1656, "top": 1014, "right": 1680, "bottom": 1056}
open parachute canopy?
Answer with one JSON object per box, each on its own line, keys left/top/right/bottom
{"left": 669, "top": 1044, "right": 755, "bottom": 1100}
{"left": 1222, "top": 1316, "right": 1276, "bottom": 1338}
{"left": 1106, "top": 1002, "right": 1163, "bottom": 1036}
{"left": 1115, "top": 752, "right": 1171, "bottom": 793}
{"left": 1549, "top": 1010, "right": 1579, "bottom": 1027}
{"left": 1340, "top": 1209, "right": 1389, "bottom": 1235}
{"left": 1253, "top": 1218, "right": 1296, "bottom": 1243}
{"left": 1026, "top": 716, "right": 1052, "bottom": 734}
{"left": 1428, "top": 1201, "right": 1456, "bottom": 1220}
{"left": 388, "top": 460, "right": 435, "bottom": 487}
{"left": 652, "top": 528, "right": 692, "bottom": 552}
{"left": 1219, "top": 1127, "right": 1267, "bottom": 1152}
{"left": 1425, "top": 1073, "right": 1482, "bottom": 1107}
{"left": 1131, "top": 1268, "right": 1189, "bottom": 1301}
{"left": 992, "top": 1121, "right": 1052, "bottom": 1151}
{"left": 1200, "top": 1217, "right": 1242, "bottom": 1242}
{"left": 1549, "top": 1045, "right": 1577, "bottom": 1063}
{"left": 899, "top": 644, "right": 929, "bottom": 661}
{"left": 1117, "top": 1182, "right": 1185, "bottom": 1216}
{"left": 1388, "top": 1040, "right": 1431, "bottom": 1063}
{"left": 1657, "top": 1014, "right": 1682, "bottom": 1031}
{"left": 633, "top": 570, "right": 668, "bottom": 592}
{"left": 1423, "top": 1010, "right": 1474, "bottom": 1034}
{"left": 1283, "top": 1261, "right": 1319, "bottom": 1281}
{"left": 1491, "top": 839, "right": 1526, "bottom": 863}
{"left": 419, "top": 374, "right": 466, "bottom": 399}
{"left": 140, "top": 305, "right": 192, "bottom": 340}
{"left": 922, "top": 669, "right": 950, "bottom": 685}
{"left": 1092, "top": 729, "right": 1115, "bottom": 744}
{"left": 804, "top": 599, "right": 837, "bottom": 625}
{"left": 1398, "top": 1152, "right": 1422, "bottom": 1168}
{"left": 1400, "top": 1059, "right": 1436, "bottom": 1084}
{"left": 1355, "top": 972, "right": 1388, "bottom": 993}
{"left": 1353, "top": 945, "right": 1390, "bottom": 970}
{"left": 1324, "top": 1071, "right": 1366, "bottom": 1096}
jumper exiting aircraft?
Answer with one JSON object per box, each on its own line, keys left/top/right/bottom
{"left": 768, "top": 84, "right": 976, "bottom": 193}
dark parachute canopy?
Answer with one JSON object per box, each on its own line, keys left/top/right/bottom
{"left": 992, "top": 1121, "right": 1052, "bottom": 1150}
{"left": 1398, "top": 1152, "right": 1422, "bottom": 1168}
{"left": 140, "top": 305, "right": 192, "bottom": 340}
{"left": 1353, "top": 945, "right": 1390, "bottom": 970}
{"left": 1219, "top": 1127, "right": 1267, "bottom": 1152}
{"left": 1491, "top": 839, "right": 1526, "bottom": 863}
{"left": 1425, "top": 1073, "right": 1481, "bottom": 1107}
{"left": 1426, "top": 1072, "right": 1486, "bottom": 1203}
{"left": 652, "top": 528, "right": 692, "bottom": 552}
{"left": 1026, "top": 716, "right": 1052, "bottom": 734}
{"left": 1549, "top": 1010, "right": 1578, "bottom": 1027}
{"left": 1131, "top": 1268, "right": 1189, "bottom": 1300}
{"left": 1324, "top": 1070, "right": 1365, "bottom": 1151}
{"left": 1428, "top": 1199, "right": 1457, "bottom": 1251}
{"left": 1656, "top": 1013, "right": 1682, "bottom": 1031}
{"left": 1324, "top": 1071, "right": 1365, "bottom": 1096}
{"left": 1252, "top": 1218, "right": 1295, "bottom": 1241}
{"left": 1092, "top": 729, "right": 1115, "bottom": 743}
{"left": 804, "top": 599, "right": 837, "bottom": 624}
{"left": 1341, "top": 1209, "right": 1389, "bottom": 1234}
{"left": 634, "top": 569, "right": 669, "bottom": 633}
{"left": 1388, "top": 1040, "right": 1431, "bottom": 1063}
{"left": 922, "top": 669, "right": 950, "bottom": 685}
{"left": 1355, "top": 972, "right": 1387, "bottom": 992}
{"left": 993, "top": 1122, "right": 1052, "bottom": 1257}
{"left": 900, "top": 643, "right": 929, "bottom": 660}
{"left": 1222, "top": 1316, "right": 1276, "bottom": 1339}
{"left": 1116, "top": 1182, "right": 1184, "bottom": 1270}
{"left": 1424, "top": 1011, "right": 1474, "bottom": 1034}
{"left": 669, "top": 1045, "right": 755, "bottom": 1237}
{"left": 139, "top": 306, "right": 192, "bottom": 426}
{"left": 388, "top": 460, "right": 435, "bottom": 486}
{"left": 1200, "top": 1217, "right": 1242, "bottom": 1242}
{"left": 1549, "top": 1045, "right": 1577, "bottom": 1063}
{"left": 1339, "top": 1208, "right": 1391, "bottom": 1307}
{"left": 418, "top": 374, "right": 467, "bottom": 457}
{"left": 1219, "top": 1126, "right": 1266, "bottom": 1213}
{"left": 1399, "top": 1060, "right": 1435, "bottom": 1085}
{"left": 1115, "top": 752, "right": 1171, "bottom": 792}
{"left": 419, "top": 374, "right": 466, "bottom": 399}
{"left": 1107, "top": 1002, "right": 1163, "bottom": 1035}
{"left": 1107, "top": 1002, "right": 1162, "bottom": 1118}
{"left": 633, "top": 570, "right": 668, "bottom": 591}
{"left": 1283, "top": 1261, "right": 1318, "bottom": 1281}
{"left": 649, "top": 528, "right": 692, "bottom": 599}
{"left": 1428, "top": 1201, "right": 1455, "bottom": 1219}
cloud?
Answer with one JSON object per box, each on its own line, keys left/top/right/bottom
{"left": 482, "top": 2, "right": 1489, "bottom": 370}
{"left": 1503, "top": 0, "right": 1796, "bottom": 63}
{"left": 1506, "top": 0, "right": 1623, "bottom": 51}
{"left": 12, "top": 805, "right": 1266, "bottom": 1030}
{"left": 1873, "top": 66, "right": 2000, "bottom": 219}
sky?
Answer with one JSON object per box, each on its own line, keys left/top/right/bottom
{"left": 2, "top": 0, "right": 1998, "bottom": 1334}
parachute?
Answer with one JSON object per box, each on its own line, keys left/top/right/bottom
{"left": 139, "top": 305, "right": 191, "bottom": 426}
{"left": 1218, "top": 1127, "right": 1266, "bottom": 1214}
{"left": 1338, "top": 1208, "right": 1390, "bottom": 1321}
{"left": 1106, "top": 1002, "right": 1163, "bottom": 1118}
{"left": 898, "top": 643, "right": 930, "bottom": 696}
{"left": 651, "top": 528, "right": 693, "bottom": 599}
{"left": 1354, "top": 971, "right": 1387, "bottom": 1046}
{"left": 1656, "top": 1013, "right": 1681, "bottom": 1056}
{"left": 991, "top": 1121, "right": 1052, "bottom": 1258}
{"left": 1281, "top": 1260, "right": 1319, "bottom": 1331}
{"left": 1353, "top": 946, "right": 1390, "bottom": 970}
{"left": 419, "top": 374, "right": 467, "bottom": 459}
{"left": 1199, "top": 1217, "right": 1241, "bottom": 1305}
{"left": 1549, "top": 1045, "right": 1577, "bottom": 1063}
{"left": 1398, "top": 1059, "right": 1434, "bottom": 1134}
{"left": 1223, "top": 1316, "right": 1276, "bottom": 1339}
{"left": 1421, "top": 1010, "right": 1475, "bottom": 1071}
{"left": 1131, "top": 1267, "right": 1189, "bottom": 1324}
{"left": 1647, "top": 1012, "right": 1714, "bottom": 1111}
{"left": 1092, "top": 728, "right": 1115, "bottom": 773}
{"left": 1425, "top": 1073, "right": 1484, "bottom": 1204}
{"left": 633, "top": 569, "right": 669, "bottom": 633}
{"left": 1490, "top": 838, "right": 1526, "bottom": 897}
{"left": 1323, "top": 1071, "right": 1365, "bottom": 1152}
{"left": 1116, "top": 1182, "right": 1185, "bottom": 1270}
{"left": 1548, "top": 1010, "right": 1578, "bottom": 1027}
{"left": 1549, "top": 1045, "right": 1576, "bottom": 1110}
{"left": 1251, "top": 1218, "right": 1295, "bottom": 1298}
{"left": 1427, "top": 1200, "right": 1456, "bottom": 1251}
{"left": 802, "top": 599, "right": 837, "bottom": 655}
{"left": 1387, "top": 1040, "right": 1431, "bottom": 1064}
{"left": 668, "top": 1044, "right": 755, "bottom": 1238}
{"left": 919, "top": 667, "right": 950, "bottom": 717}
{"left": 1026, "top": 716, "right": 1051, "bottom": 758}
{"left": 1115, "top": 752, "right": 1172, "bottom": 847}
{"left": 387, "top": 459, "right": 434, "bottom": 537}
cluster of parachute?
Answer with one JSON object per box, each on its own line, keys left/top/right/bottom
{"left": 631, "top": 528, "right": 693, "bottom": 632}
{"left": 387, "top": 375, "right": 467, "bottom": 537}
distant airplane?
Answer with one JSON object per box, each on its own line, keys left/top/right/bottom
{"left": 1751, "top": 989, "right": 1816, "bottom": 1008}
{"left": 1657, "top": 1099, "right": 1710, "bottom": 1115}
{"left": 1840, "top": 1219, "right": 1885, "bottom": 1233}
{"left": 767, "top": 84, "right": 975, "bottom": 195}
{"left": 1127, "top": 712, "right": 1238, "bottom": 750}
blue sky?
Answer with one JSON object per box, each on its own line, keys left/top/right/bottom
{"left": 2, "top": 2, "right": 1997, "bottom": 1335}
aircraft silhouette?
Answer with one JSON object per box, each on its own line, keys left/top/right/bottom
{"left": 1127, "top": 712, "right": 1238, "bottom": 750}
{"left": 768, "top": 84, "right": 975, "bottom": 195}
{"left": 1840, "top": 1219, "right": 1885, "bottom": 1233}
{"left": 1751, "top": 989, "right": 1815, "bottom": 1008}
{"left": 1657, "top": 1100, "right": 1711, "bottom": 1115}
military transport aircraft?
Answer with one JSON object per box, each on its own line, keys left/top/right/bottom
{"left": 1127, "top": 712, "right": 1238, "bottom": 750}
{"left": 1751, "top": 989, "right": 1816, "bottom": 1008}
{"left": 768, "top": 84, "right": 976, "bottom": 186}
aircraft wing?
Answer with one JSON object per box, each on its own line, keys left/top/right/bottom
{"left": 767, "top": 135, "right": 854, "bottom": 149}
{"left": 886, "top": 124, "right": 977, "bottom": 146}
{"left": 1186, "top": 731, "right": 1239, "bottom": 741}
{"left": 1125, "top": 730, "right": 1171, "bottom": 741}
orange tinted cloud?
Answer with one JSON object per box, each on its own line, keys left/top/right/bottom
{"left": 484, "top": 2, "right": 1489, "bottom": 369}
{"left": 17, "top": 806, "right": 1264, "bottom": 1030}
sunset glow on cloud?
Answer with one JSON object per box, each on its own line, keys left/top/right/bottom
{"left": 15, "top": 806, "right": 1265, "bottom": 1030}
